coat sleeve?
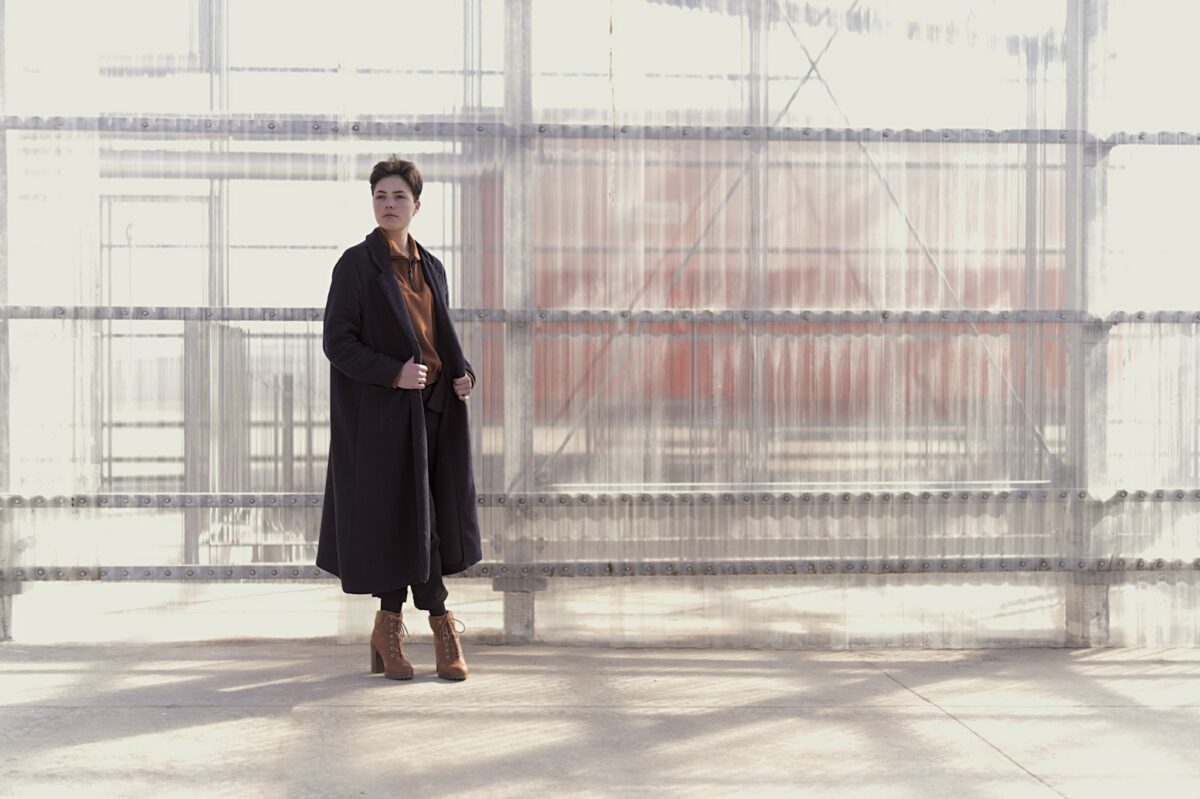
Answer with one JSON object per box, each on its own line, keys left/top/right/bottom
{"left": 323, "top": 254, "right": 405, "bottom": 387}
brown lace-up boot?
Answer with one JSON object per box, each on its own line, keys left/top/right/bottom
{"left": 369, "top": 610, "right": 414, "bottom": 680}
{"left": 428, "top": 611, "right": 468, "bottom": 681}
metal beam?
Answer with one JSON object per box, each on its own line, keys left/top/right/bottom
{"left": 1, "top": 115, "right": 1114, "bottom": 144}
{"left": 6, "top": 555, "right": 1200, "bottom": 583}
{"left": 4, "top": 487, "right": 1199, "bottom": 509}
{"left": 6, "top": 305, "right": 1199, "bottom": 325}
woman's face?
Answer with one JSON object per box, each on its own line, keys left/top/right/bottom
{"left": 372, "top": 175, "right": 420, "bottom": 235}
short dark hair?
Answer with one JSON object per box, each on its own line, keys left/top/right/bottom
{"left": 369, "top": 157, "right": 423, "bottom": 199}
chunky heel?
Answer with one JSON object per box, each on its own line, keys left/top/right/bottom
{"left": 370, "top": 644, "right": 384, "bottom": 674}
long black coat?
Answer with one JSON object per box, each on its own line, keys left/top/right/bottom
{"left": 316, "top": 229, "right": 481, "bottom": 594}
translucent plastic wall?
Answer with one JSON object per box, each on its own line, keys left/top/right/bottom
{"left": 3, "top": 0, "right": 1200, "bottom": 647}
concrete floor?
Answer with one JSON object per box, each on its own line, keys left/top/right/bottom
{"left": 2, "top": 643, "right": 1200, "bottom": 798}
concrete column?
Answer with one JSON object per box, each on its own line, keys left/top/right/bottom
{"left": 1063, "top": 0, "right": 1111, "bottom": 647}
{"left": 0, "top": 0, "right": 18, "bottom": 642}
{"left": 500, "top": 0, "right": 538, "bottom": 642}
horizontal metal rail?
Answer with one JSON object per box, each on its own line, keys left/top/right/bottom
{"left": 5, "top": 115, "right": 1196, "bottom": 149}
{"left": 4, "top": 306, "right": 1199, "bottom": 325}
{"left": 2, "top": 116, "right": 1109, "bottom": 143}
{"left": 4, "top": 489, "right": 1200, "bottom": 510}
{"left": 6, "top": 556, "right": 1200, "bottom": 583}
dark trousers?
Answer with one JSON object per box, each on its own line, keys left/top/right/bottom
{"left": 374, "top": 378, "right": 449, "bottom": 613}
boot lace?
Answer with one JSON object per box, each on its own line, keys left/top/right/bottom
{"left": 387, "top": 616, "right": 409, "bottom": 656}
{"left": 438, "top": 616, "right": 466, "bottom": 661}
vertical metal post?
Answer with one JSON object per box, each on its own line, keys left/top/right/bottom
{"left": 1064, "top": 0, "right": 1111, "bottom": 646}
{"left": 281, "top": 374, "right": 295, "bottom": 493}
{"left": 0, "top": 0, "right": 17, "bottom": 641}
{"left": 1023, "top": 37, "right": 1045, "bottom": 483}
{"left": 746, "top": 1, "right": 768, "bottom": 488}
{"left": 183, "top": 321, "right": 211, "bottom": 563}
{"left": 497, "top": 0, "right": 538, "bottom": 642}
{"left": 183, "top": 0, "right": 228, "bottom": 563}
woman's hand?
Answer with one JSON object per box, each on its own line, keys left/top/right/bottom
{"left": 453, "top": 374, "right": 473, "bottom": 401}
{"left": 393, "top": 357, "right": 428, "bottom": 390}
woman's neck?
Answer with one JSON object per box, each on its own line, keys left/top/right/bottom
{"left": 383, "top": 227, "right": 409, "bottom": 251}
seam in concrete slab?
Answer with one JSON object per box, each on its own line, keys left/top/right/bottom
{"left": 866, "top": 662, "right": 1070, "bottom": 798}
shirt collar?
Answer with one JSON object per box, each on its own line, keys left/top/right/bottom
{"left": 377, "top": 228, "right": 420, "bottom": 261}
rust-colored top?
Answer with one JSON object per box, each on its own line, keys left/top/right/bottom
{"left": 380, "top": 229, "right": 441, "bottom": 385}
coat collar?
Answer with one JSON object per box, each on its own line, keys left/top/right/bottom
{"left": 365, "top": 229, "right": 421, "bottom": 356}
{"left": 362, "top": 229, "right": 464, "bottom": 376}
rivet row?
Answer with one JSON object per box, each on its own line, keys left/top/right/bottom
{"left": 7, "top": 558, "right": 1199, "bottom": 583}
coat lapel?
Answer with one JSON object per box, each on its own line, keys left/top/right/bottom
{"left": 414, "top": 240, "right": 467, "bottom": 379}
{"left": 364, "top": 230, "right": 421, "bottom": 359}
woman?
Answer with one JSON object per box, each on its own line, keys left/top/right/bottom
{"left": 317, "top": 157, "right": 481, "bottom": 681}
